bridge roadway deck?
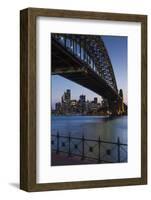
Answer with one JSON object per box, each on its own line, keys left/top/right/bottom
{"left": 52, "top": 39, "right": 119, "bottom": 102}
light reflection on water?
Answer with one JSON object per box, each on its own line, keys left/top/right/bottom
{"left": 51, "top": 115, "right": 127, "bottom": 144}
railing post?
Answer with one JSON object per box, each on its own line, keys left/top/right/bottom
{"left": 56, "top": 131, "right": 60, "bottom": 154}
{"left": 98, "top": 136, "right": 101, "bottom": 163}
{"left": 68, "top": 132, "right": 71, "bottom": 157}
{"left": 81, "top": 135, "right": 85, "bottom": 160}
{"left": 117, "top": 137, "right": 120, "bottom": 162}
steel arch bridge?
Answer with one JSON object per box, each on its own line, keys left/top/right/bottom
{"left": 51, "top": 33, "right": 127, "bottom": 116}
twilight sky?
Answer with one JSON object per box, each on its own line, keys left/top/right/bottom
{"left": 51, "top": 35, "right": 127, "bottom": 109}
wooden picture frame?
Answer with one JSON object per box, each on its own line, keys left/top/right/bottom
{"left": 20, "top": 7, "right": 147, "bottom": 192}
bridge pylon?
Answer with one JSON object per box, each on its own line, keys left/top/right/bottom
{"left": 108, "top": 89, "right": 125, "bottom": 116}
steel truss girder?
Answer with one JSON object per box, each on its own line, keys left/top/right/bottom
{"left": 52, "top": 33, "right": 118, "bottom": 92}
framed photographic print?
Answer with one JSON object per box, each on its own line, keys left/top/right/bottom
{"left": 20, "top": 8, "right": 147, "bottom": 191}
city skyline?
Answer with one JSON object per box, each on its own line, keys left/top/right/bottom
{"left": 53, "top": 88, "right": 101, "bottom": 105}
{"left": 52, "top": 89, "right": 111, "bottom": 116}
{"left": 51, "top": 35, "right": 127, "bottom": 109}
{"left": 51, "top": 84, "right": 103, "bottom": 109}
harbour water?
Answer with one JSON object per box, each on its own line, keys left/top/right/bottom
{"left": 51, "top": 115, "right": 127, "bottom": 143}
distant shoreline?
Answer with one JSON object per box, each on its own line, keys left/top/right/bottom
{"left": 51, "top": 115, "right": 127, "bottom": 119}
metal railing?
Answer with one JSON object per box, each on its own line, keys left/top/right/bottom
{"left": 51, "top": 132, "right": 127, "bottom": 163}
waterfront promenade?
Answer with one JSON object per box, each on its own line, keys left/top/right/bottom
{"left": 51, "top": 152, "right": 98, "bottom": 166}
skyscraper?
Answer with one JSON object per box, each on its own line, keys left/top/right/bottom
{"left": 61, "top": 89, "right": 71, "bottom": 114}
{"left": 94, "top": 97, "right": 98, "bottom": 104}
{"left": 79, "top": 94, "right": 86, "bottom": 103}
{"left": 66, "top": 89, "right": 71, "bottom": 102}
{"left": 62, "top": 89, "right": 71, "bottom": 103}
{"left": 79, "top": 95, "right": 86, "bottom": 114}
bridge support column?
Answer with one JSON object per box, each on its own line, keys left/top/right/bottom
{"left": 108, "top": 99, "right": 119, "bottom": 116}
{"left": 108, "top": 100, "right": 123, "bottom": 116}
{"left": 108, "top": 89, "right": 125, "bottom": 116}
